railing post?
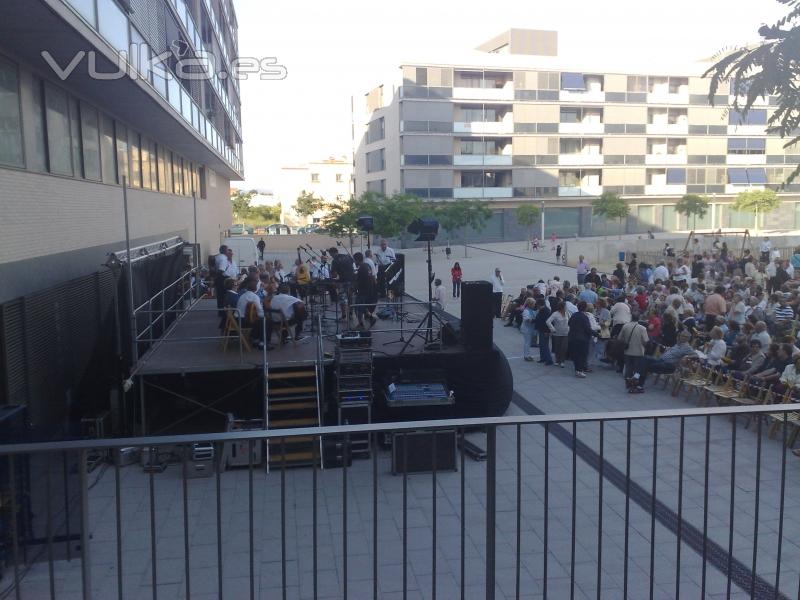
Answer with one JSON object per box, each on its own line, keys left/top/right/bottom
{"left": 79, "top": 450, "right": 93, "bottom": 600}
{"left": 485, "top": 425, "right": 496, "bottom": 600}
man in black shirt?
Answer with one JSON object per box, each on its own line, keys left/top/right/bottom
{"left": 329, "top": 247, "right": 355, "bottom": 321}
{"left": 353, "top": 252, "right": 377, "bottom": 327}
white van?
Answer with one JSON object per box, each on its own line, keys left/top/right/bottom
{"left": 223, "top": 236, "right": 260, "bottom": 269}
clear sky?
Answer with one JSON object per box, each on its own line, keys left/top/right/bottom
{"left": 235, "top": 0, "right": 786, "bottom": 190}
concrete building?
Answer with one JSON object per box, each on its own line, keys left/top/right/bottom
{"left": 0, "top": 0, "right": 243, "bottom": 302}
{"left": 354, "top": 29, "right": 800, "bottom": 241}
{"left": 276, "top": 156, "right": 353, "bottom": 226}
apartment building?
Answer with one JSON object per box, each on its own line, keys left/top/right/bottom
{"left": 354, "top": 29, "right": 800, "bottom": 240}
{"left": 0, "top": 0, "right": 243, "bottom": 302}
{"left": 277, "top": 156, "right": 353, "bottom": 226}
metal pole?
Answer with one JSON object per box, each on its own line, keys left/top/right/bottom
{"left": 79, "top": 450, "right": 93, "bottom": 600}
{"left": 193, "top": 194, "right": 199, "bottom": 301}
{"left": 122, "top": 178, "right": 138, "bottom": 365}
{"left": 540, "top": 200, "right": 545, "bottom": 247}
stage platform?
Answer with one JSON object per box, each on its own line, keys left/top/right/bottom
{"left": 133, "top": 297, "right": 459, "bottom": 376}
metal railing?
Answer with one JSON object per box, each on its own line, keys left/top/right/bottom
{"left": 1, "top": 403, "right": 799, "bottom": 599}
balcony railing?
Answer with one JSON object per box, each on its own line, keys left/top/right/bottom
{"left": 1, "top": 404, "right": 797, "bottom": 600}
{"left": 452, "top": 155, "right": 512, "bottom": 166}
{"left": 559, "top": 122, "right": 605, "bottom": 135}
{"left": 451, "top": 85, "right": 514, "bottom": 101}
{"left": 646, "top": 91, "right": 690, "bottom": 104}
{"left": 727, "top": 154, "right": 768, "bottom": 165}
{"left": 453, "top": 121, "right": 514, "bottom": 134}
{"left": 558, "top": 184, "right": 603, "bottom": 197}
{"left": 645, "top": 153, "right": 688, "bottom": 165}
{"left": 646, "top": 123, "right": 689, "bottom": 135}
{"left": 560, "top": 89, "right": 606, "bottom": 102}
{"left": 558, "top": 153, "right": 604, "bottom": 166}
{"left": 453, "top": 186, "right": 513, "bottom": 198}
{"left": 645, "top": 183, "right": 688, "bottom": 195}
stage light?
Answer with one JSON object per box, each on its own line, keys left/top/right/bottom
{"left": 407, "top": 218, "right": 439, "bottom": 242}
{"left": 357, "top": 215, "right": 374, "bottom": 231}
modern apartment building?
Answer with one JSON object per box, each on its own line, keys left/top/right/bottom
{"left": 354, "top": 29, "right": 800, "bottom": 240}
{"left": 0, "top": 0, "right": 243, "bottom": 303}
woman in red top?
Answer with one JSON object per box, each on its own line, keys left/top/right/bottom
{"left": 647, "top": 310, "right": 662, "bottom": 342}
{"left": 451, "top": 262, "right": 463, "bottom": 298}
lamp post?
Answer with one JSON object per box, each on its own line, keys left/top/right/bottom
{"left": 540, "top": 200, "right": 545, "bottom": 245}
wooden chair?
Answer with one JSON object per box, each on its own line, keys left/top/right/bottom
{"left": 220, "top": 307, "right": 253, "bottom": 353}
{"left": 767, "top": 387, "right": 796, "bottom": 440}
{"left": 268, "top": 308, "right": 293, "bottom": 345}
{"left": 699, "top": 368, "right": 727, "bottom": 406}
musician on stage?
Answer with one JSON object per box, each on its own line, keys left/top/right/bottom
{"left": 329, "top": 246, "right": 355, "bottom": 322}
{"left": 375, "top": 239, "right": 396, "bottom": 297}
{"left": 269, "top": 284, "right": 308, "bottom": 342}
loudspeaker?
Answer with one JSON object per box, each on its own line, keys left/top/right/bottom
{"left": 461, "top": 280, "right": 493, "bottom": 351}
{"left": 392, "top": 430, "right": 457, "bottom": 474}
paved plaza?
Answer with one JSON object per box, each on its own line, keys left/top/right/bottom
{"left": 14, "top": 241, "right": 800, "bottom": 599}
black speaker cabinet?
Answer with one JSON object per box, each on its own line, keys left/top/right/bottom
{"left": 391, "top": 430, "right": 457, "bottom": 474}
{"left": 460, "top": 280, "right": 494, "bottom": 351}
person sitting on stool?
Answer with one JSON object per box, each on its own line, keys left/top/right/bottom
{"left": 270, "top": 284, "right": 307, "bottom": 343}
{"left": 236, "top": 278, "right": 273, "bottom": 350}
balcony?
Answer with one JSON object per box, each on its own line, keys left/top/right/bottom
{"left": 645, "top": 184, "right": 687, "bottom": 195}
{"left": 452, "top": 85, "right": 514, "bottom": 101}
{"left": 453, "top": 155, "right": 513, "bottom": 166}
{"left": 646, "top": 91, "right": 689, "bottom": 105}
{"left": 558, "top": 185, "right": 603, "bottom": 197}
{"left": 646, "top": 123, "right": 689, "bottom": 135}
{"left": 453, "top": 121, "right": 514, "bottom": 135}
{"left": 453, "top": 187, "right": 513, "bottom": 199}
{"left": 559, "top": 89, "right": 606, "bottom": 103}
{"left": 558, "top": 122, "right": 605, "bottom": 135}
{"left": 726, "top": 184, "right": 765, "bottom": 194}
{"left": 558, "top": 154, "right": 604, "bottom": 166}
{"left": 645, "top": 154, "right": 687, "bottom": 165}
{"left": 728, "top": 125, "right": 769, "bottom": 135}
{"left": 727, "top": 154, "right": 767, "bottom": 165}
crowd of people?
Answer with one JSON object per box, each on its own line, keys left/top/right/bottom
{"left": 211, "top": 239, "right": 402, "bottom": 350}
{"left": 503, "top": 238, "right": 800, "bottom": 394}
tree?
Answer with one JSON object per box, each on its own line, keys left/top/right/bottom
{"left": 704, "top": 1, "right": 800, "bottom": 185}
{"left": 230, "top": 188, "right": 256, "bottom": 221}
{"left": 249, "top": 205, "right": 282, "bottom": 223}
{"left": 732, "top": 189, "right": 781, "bottom": 232}
{"left": 675, "top": 194, "right": 710, "bottom": 231}
{"left": 592, "top": 192, "right": 629, "bottom": 239}
{"left": 433, "top": 199, "right": 493, "bottom": 257}
{"left": 294, "top": 190, "right": 325, "bottom": 218}
{"left": 515, "top": 203, "right": 541, "bottom": 249}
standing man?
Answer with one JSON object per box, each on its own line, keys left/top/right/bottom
{"left": 329, "top": 247, "right": 356, "bottom": 322}
{"left": 256, "top": 237, "right": 266, "bottom": 261}
{"left": 672, "top": 257, "right": 690, "bottom": 285}
{"left": 214, "top": 245, "right": 229, "bottom": 314}
{"left": 576, "top": 255, "right": 589, "bottom": 285}
{"left": 760, "top": 237, "right": 772, "bottom": 263}
{"left": 703, "top": 285, "right": 727, "bottom": 332}
{"left": 375, "top": 238, "right": 396, "bottom": 297}
{"left": 490, "top": 267, "right": 505, "bottom": 318}
{"left": 363, "top": 249, "right": 377, "bottom": 277}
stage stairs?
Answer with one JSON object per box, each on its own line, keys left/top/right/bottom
{"left": 266, "top": 365, "right": 323, "bottom": 468}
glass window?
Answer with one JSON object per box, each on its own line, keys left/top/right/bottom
{"left": 183, "top": 160, "right": 192, "bottom": 195}
{"left": 141, "top": 137, "right": 151, "bottom": 189}
{"left": 560, "top": 108, "right": 579, "bottom": 123}
{"left": 97, "top": 0, "right": 130, "bottom": 56}
{"left": 728, "top": 168, "right": 748, "bottom": 185}
{"left": 130, "top": 26, "right": 151, "bottom": 83}
{"left": 559, "top": 170, "right": 581, "bottom": 186}
{"left": 68, "top": 0, "right": 96, "bottom": 25}
{"left": 666, "top": 168, "right": 686, "bottom": 185}
{"left": 156, "top": 144, "right": 166, "bottom": 191}
{"left": 172, "top": 153, "right": 182, "bottom": 194}
{"left": 164, "top": 150, "right": 174, "bottom": 193}
{"left": 0, "top": 58, "right": 23, "bottom": 167}
{"left": 167, "top": 77, "right": 181, "bottom": 113}
{"left": 80, "top": 102, "right": 101, "bottom": 180}
{"left": 28, "top": 77, "right": 47, "bottom": 171}
{"left": 627, "top": 75, "right": 648, "bottom": 93}
{"left": 44, "top": 83, "right": 73, "bottom": 176}
{"left": 99, "top": 113, "right": 116, "bottom": 183}
{"left": 747, "top": 167, "right": 767, "bottom": 184}
{"left": 561, "top": 73, "right": 586, "bottom": 90}
{"left": 729, "top": 109, "right": 767, "bottom": 126}
{"left": 416, "top": 68, "right": 428, "bottom": 86}
{"left": 687, "top": 168, "right": 705, "bottom": 185}
{"left": 148, "top": 139, "right": 157, "bottom": 189}
{"left": 69, "top": 97, "right": 82, "bottom": 177}
{"left": 727, "top": 137, "right": 765, "bottom": 154}
{"left": 115, "top": 122, "right": 129, "bottom": 185}
{"left": 128, "top": 129, "right": 141, "bottom": 187}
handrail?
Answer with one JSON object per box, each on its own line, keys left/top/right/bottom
{"left": 2, "top": 403, "right": 799, "bottom": 456}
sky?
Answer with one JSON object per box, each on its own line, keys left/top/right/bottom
{"left": 234, "top": 0, "right": 787, "bottom": 190}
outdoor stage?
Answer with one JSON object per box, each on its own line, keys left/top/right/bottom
{"left": 131, "top": 295, "right": 513, "bottom": 436}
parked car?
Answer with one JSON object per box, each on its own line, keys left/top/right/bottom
{"left": 229, "top": 223, "right": 246, "bottom": 235}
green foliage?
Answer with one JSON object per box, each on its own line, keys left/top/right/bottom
{"left": 294, "top": 190, "right": 326, "bottom": 217}
{"left": 704, "top": 1, "right": 800, "bottom": 185}
{"left": 592, "top": 192, "right": 629, "bottom": 221}
{"left": 434, "top": 199, "right": 493, "bottom": 233}
{"left": 732, "top": 188, "right": 781, "bottom": 214}
{"left": 675, "top": 194, "right": 710, "bottom": 229}
{"left": 248, "top": 205, "right": 282, "bottom": 223}
{"left": 321, "top": 192, "right": 424, "bottom": 239}
{"left": 515, "top": 203, "right": 541, "bottom": 229}
{"left": 230, "top": 189, "right": 256, "bottom": 220}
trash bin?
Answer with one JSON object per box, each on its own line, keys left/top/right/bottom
{"left": 618, "top": 251, "right": 626, "bottom": 262}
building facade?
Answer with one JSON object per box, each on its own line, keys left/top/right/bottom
{"left": 0, "top": 0, "right": 243, "bottom": 303}
{"left": 277, "top": 156, "right": 353, "bottom": 226}
{"left": 354, "top": 30, "right": 800, "bottom": 241}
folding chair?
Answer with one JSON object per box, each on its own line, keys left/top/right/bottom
{"left": 220, "top": 307, "right": 253, "bottom": 352}
{"left": 268, "top": 308, "right": 293, "bottom": 345}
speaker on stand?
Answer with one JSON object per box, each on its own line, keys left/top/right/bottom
{"left": 460, "top": 280, "right": 493, "bottom": 351}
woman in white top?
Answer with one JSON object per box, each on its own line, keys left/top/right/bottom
{"left": 546, "top": 301, "right": 570, "bottom": 367}
{"left": 702, "top": 326, "right": 727, "bottom": 366}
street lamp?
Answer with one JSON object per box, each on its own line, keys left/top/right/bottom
{"left": 540, "top": 200, "right": 545, "bottom": 245}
